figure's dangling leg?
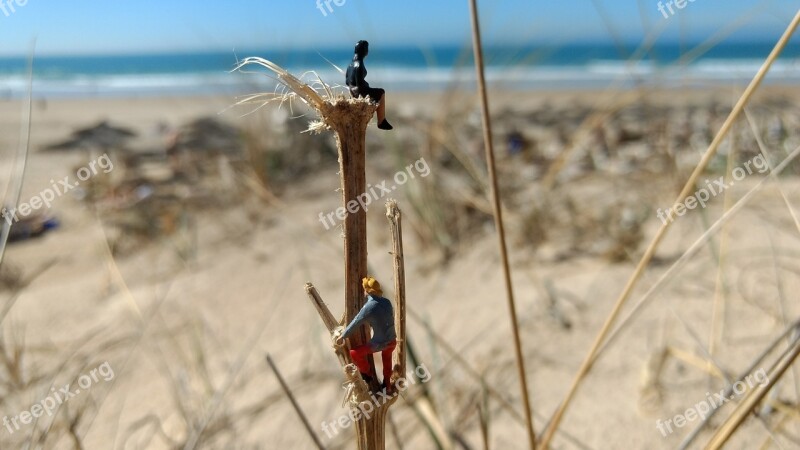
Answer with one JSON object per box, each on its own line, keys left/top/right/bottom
{"left": 377, "top": 95, "right": 386, "bottom": 122}
{"left": 377, "top": 93, "right": 393, "bottom": 131}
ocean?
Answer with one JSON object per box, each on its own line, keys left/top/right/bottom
{"left": 0, "top": 42, "right": 799, "bottom": 98}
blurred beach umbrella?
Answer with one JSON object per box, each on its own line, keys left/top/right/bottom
{"left": 169, "top": 117, "right": 242, "bottom": 155}
{"left": 45, "top": 120, "right": 136, "bottom": 151}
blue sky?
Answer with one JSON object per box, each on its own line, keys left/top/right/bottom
{"left": 0, "top": 0, "right": 795, "bottom": 56}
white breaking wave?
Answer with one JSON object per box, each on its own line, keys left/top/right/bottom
{"left": 0, "top": 58, "right": 798, "bottom": 98}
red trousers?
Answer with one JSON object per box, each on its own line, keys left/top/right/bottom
{"left": 350, "top": 340, "right": 397, "bottom": 383}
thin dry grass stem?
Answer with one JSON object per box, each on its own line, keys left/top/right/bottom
{"left": 0, "top": 259, "right": 58, "bottom": 324}
{"left": 424, "top": 121, "right": 488, "bottom": 191}
{"left": 79, "top": 286, "right": 179, "bottom": 445}
{"left": 123, "top": 415, "right": 182, "bottom": 448}
{"left": 639, "top": 345, "right": 669, "bottom": 414}
{"left": 95, "top": 218, "right": 144, "bottom": 320}
{"left": 540, "top": 1, "right": 773, "bottom": 191}
{"left": 67, "top": 410, "right": 86, "bottom": 450}
{"left": 407, "top": 307, "right": 522, "bottom": 423}
{"left": 478, "top": 389, "right": 490, "bottom": 450}
{"left": 540, "top": 94, "right": 639, "bottom": 190}
{"left": 666, "top": 346, "right": 726, "bottom": 380}
{"left": 122, "top": 312, "right": 296, "bottom": 449}
{"left": 543, "top": 16, "right": 771, "bottom": 195}
{"left": 402, "top": 341, "right": 455, "bottom": 449}
{"left": 537, "top": 11, "right": 800, "bottom": 448}
{"left": 709, "top": 120, "right": 737, "bottom": 366}
{"left": 670, "top": 310, "right": 730, "bottom": 381}
{"left": 234, "top": 162, "right": 287, "bottom": 208}
{"left": 595, "top": 143, "right": 800, "bottom": 363}
{"left": 744, "top": 107, "right": 800, "bottom": 235}
{"left": 468, "top": 1, "right": 536, "bottom": 448}
{"left": 745, "top": 108, "right": 800, "bottom": 431}
{"left": 538, "top": 16, "right": 708, "bottom": 190}
{"left": 0, "top": 43, "right": 33, "bottom": 268}
{"left": 265, "top": 354, "right": 326, "bottom": 450}
{"left": 669, "top": 310, "right": 784, "bottom": 442}
{"left": 183, "top": 271, "right": 290, "bottom": 450}
{"left": 1, "top": 327, "right": 135, "bottom": 448}
{"left": 766, "top": 400, "right": 800, "bottom": 422}
{"left": 408, "top": 397, "right": 453, "bottom": 450}
{"left": 704, "top": 336, "right": 800, "bottom": 449}
{"left": 679, "top": 318, "right": 800, "bottom": 449}
{"left": 388, "top": 412, "right": 404, "bottom": 450}
{"left": 676, "top": 2, "right": 772, "bottom": 70}
{"left": 405, "top": 308, "right": 593, "bottom": 450}
{"left": 0, "top": 323, "right": 26, "bottom": 390}
{"left": 756, "top": 414, "right": 798, "bottom": 450}
{"left": 233, "top": 57, "right": 328, "bottom": 111}
{"left": 535, "top": 9, "right": 683, "bottom": 190}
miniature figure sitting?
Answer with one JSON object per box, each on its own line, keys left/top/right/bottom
{"left": 333, "top": 276, "right": 397, "bottom": 390}
{"left": 346, "top": 40, "right": 393, "bottom": 131}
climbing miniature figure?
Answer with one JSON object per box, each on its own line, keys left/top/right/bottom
{"left": 346, "top": 40, "right": 393, "bottom": 130}
{"left": 333, "top": 276, "right": 397, "bottom": 390}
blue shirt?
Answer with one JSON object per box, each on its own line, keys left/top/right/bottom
{"left": 342, "top": 294, "right": 396, "bottom": 351}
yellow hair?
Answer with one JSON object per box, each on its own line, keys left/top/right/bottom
{"left": 362, "top": 276, "right": 382, "bottom": 296}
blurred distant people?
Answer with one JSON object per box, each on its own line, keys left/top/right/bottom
{"left": 507, "top": 129, "right": 526, "bottom": 156}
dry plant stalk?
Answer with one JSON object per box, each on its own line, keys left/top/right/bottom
{"left": 302, "top": 201, "right": 408, "bottom": 450}
{"left": 704, "top": 336, "right": 800, "bottom": 449}
{"left": 265, "top": 354, "right": 325, "bottom": 450}
{"left": 680, "top": 320, "right": 800, "bottom": 449}
{"left": 233, "top": 57, "right": 407, "bottom": 449}
{"left": 386, "top": 200, "right": 407, "bottom": 379}
{"left": 468, "top": 0, "right": 536, "bottom": 447}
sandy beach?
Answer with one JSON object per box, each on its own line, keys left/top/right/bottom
{"left": 0, "top": 83, "right": 799, "bottom": 449}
